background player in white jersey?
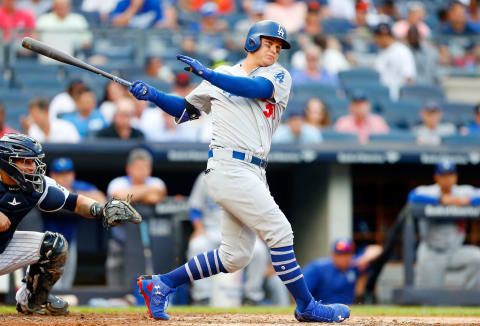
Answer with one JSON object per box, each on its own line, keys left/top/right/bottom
{"left": 188, "top": 172, "right": 287, "bottom": 305}
{"left": 130, "top": 20, "right": 350, "bottom": 323}
{"left": 0, "top": 133, "right": 142, "bottom": 315}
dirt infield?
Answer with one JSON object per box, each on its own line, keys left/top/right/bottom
{"left": 1, "top": 312, "right": 480, "bottom": 326}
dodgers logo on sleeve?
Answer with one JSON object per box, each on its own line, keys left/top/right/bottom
{"left": 274, "top": 71, "right": 285, "bottom": 84}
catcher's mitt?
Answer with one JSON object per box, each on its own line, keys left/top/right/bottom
{"left": 102, "top": 196, "right": 142, "bottom": 228}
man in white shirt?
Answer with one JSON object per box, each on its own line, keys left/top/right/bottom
{"left": 48, "top": 79, "right": 88, "bottom": 121}
{"left": 25, "top": 97, "right": 80, "bottom": 143}
{"left": 413, "top": 100, "right": 456, "bottom": 146}
{"left": 105, "top": 148, "right": 167, "bottom": 287}
{"left": 373, "top": 22, "right": 416, "bottom": 100}
{"left": 36, "top": 0, "right": 92, "bottom": 64}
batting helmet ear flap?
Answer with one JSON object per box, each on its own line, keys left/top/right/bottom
{"left": 245, "top": 35, "right": 262, "bottom": 52}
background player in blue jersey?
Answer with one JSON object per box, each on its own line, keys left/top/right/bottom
{"left": 303, "top": 238, "right": 382, "bottom": 305}
{"left": 0, "top": 133, "right": 141, "bottom": 315}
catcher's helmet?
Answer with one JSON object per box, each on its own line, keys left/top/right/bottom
{"left": 0, "top": 133, "right": 46, "bottom": 193}
{"left": 244, "top": 20, "right": 291, "bottom": 52}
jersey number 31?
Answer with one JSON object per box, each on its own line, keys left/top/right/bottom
{"left": 262, "top": 101, "right": 276, "bottom": 120}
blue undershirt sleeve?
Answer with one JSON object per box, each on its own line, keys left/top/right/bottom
{"left": 207, "top": 72, "right": 274, "bottom": 100}
{"left": 407, "top": 190, "right": 440, "bottom": 204}
{"left": 150, "top": 91, "right": 186, "bottom": 118}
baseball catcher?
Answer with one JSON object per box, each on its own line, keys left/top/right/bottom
{"left": 0, "top": 133, "right": 142, "bottom": 315}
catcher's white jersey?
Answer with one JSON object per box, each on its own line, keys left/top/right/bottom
{"left": 186, "top": 62, "right": 292, "bottom": 159}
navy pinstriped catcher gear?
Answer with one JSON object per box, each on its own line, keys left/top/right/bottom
{"left": 244, "top": 20, "right": 291, "bottom": 52}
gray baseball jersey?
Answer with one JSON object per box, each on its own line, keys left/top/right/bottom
{"left": 186, "top": 62, "right": 292, "bottom": 159}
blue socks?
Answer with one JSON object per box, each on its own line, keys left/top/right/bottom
{"left": 161, "top": 249, "right": 227, "bottom": 288}
{"left": 270, "top": 246, "right": 313, "bottom": 312}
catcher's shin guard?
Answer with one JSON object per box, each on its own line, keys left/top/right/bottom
{"left": 25, "top": 231, "right": 68, "bottom": 307}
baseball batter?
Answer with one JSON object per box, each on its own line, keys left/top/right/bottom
{"left": 130, "top": 20, "right": 350, "bottom": 323}
{"left": 0, "top": 133, "right": 142, "bottom": 315}
{"left": 188, "top": 172, "right": 275, "bottom": 305}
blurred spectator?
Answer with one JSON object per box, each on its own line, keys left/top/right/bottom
{"left": 140, "top": 72, "right": 200, "bottom": 142}
{"left": 327, "top": 0, "right": 355, "bottom": 20}
{"left": 24, "top": 97, "right": 80, "bottom": 143}
{"left": 99, "top": 81, "right": 129, "bottom": 124}
{"left": 460, "top": 104, "right": 480, "bottom": 135}
{"left": 406, "top": 26, "right": 438, "bottom": 85}
{"left": 302, "top": 1, "right": 323, "bottom": 36}
{"left": 376, "top": 0, "right": 400, "bottom": 22}
{"left": 438, "top": 1, "right": 480, "bottom": 67}
{"left": 373, "top": 22, "right": 416, "bottom": 100}
{"left": 290, "top": 46, "right": 339, "bottom": 87}
{"left": 0, "top": 102, "right": 18, "bottom": 137}
{"left": 45, "top": 157, "right": 106, "bottom": 289}
{"left": 392, "top": 2, "right": 431, "bottom": 40}
{"left": 304, "top": 97, "right": 330, "bottom": 130}
{"left": 144, "top": 56, "right": 174, "bottom": 84}
{"left": 188, "top": 0, "right": 235, "bottom": 14}
{"left": 108, "top": 148, "right": 167, "bottom": 205}
{"left": 412, "top": 100, "right": 456, "bottom": 146}
{"left": 234, "top": 0, "right": 265, "bottom": 37}
{"left": 272, "top": 110, "right": 322, "bottom": 144}
{"left": 49, "top": 79, "right": 88, "bottom": 121}
{"left": 334, "top": 91, "right": 389, "bottom": 144}
{"left": 106, "top": 148, "right": 167, "bottom": 287}
{"left": 0, "top": 0, "right": 35, "bottom": 43}
{"left": 264, "top": 0, "right": 307, "bottom": 34}
{"left": 36, "top": 0, "right": 92, "bottom": 64}
{"left": 303, "top": 238, "right": 382, "bottom": 304}
{"left": 18, "top": 0, "right": 52, "bottom": 17}
{"left": 110, "top": 0, "right": 177, "bottom": 29}
{"left": 97, "top": 97, "right": 145, "bottom": 140}
{"left": 188, "top": 2, "right": 228, "bottom": 55}
{"left": 408, "top": 160, "right": 480, "bottom": 289}
{"left": 62, "top": 89, "right": 107, "bottom": 138}
{"left": 291, "top": 35, "right": 350, "bottom": 75}
{"left": 81, "top": 0, "right": 120, "bottom": 24}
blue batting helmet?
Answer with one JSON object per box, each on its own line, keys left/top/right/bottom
{"left": 244, "top": 20, "right": 291, "bottom": 52}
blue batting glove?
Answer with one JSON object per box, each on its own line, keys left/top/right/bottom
{"left": 177, "top": 55, "right": 213, "bottom": 80}
{"left": 129, "top": 80, "right": 158, "bottom": 102}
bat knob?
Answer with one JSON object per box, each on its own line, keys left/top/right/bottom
{"left": 141, "top": 87, "right": 148, "bottom": 96}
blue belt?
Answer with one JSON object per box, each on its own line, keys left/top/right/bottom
{"left": 208, "top": 150, "right": 268, "bottom": 168}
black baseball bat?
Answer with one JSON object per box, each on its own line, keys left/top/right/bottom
{"left": 21, "top": 37, "right": 145, "bottom": 93}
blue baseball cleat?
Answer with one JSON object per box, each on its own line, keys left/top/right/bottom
{"left": 137, "top": 275, "right": 176, "bottom": 320}
{"left": 294, "top": 298, "right": 350, "bottom": 323}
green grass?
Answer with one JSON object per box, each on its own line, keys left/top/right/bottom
{"left": 1, "top": 305, "right": 480, "bottom": 316}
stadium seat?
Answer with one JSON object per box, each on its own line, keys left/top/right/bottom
{"left": 338, "top": 68, "right": 380, "bottom": 85}
{"left": 380, "top": 99, "right": 422, "bottom": 129}
{"left": 323, "top": 97, "right": 350, "bottom": 123}
{"left": 80, "top": 11, "right": 102, "bottom": 28}
{"left": 343, "top": 82, "right": 390, "bottom": 103}
{"left": 399, "top": 84, "right": 445, "bottom": 102}
{"left": 6, "top": 106, "right": 29, "bottom": 131}
{"left": 322, "top": 18, "right": 355, "bottom": 34}
{"left": 441, "top": 102, "right": 475, "bottom": 127}
{"left": 292, "top": 84, "right": 341, "bottom": 100}
{"left": 369, "top": 130, "right": 417, "bottom": 143}
{"left": 442, "top": 134, "right": 480, "bottom": 146}
{"left": 321, "top": 130, "right": 357, "bottom": 142}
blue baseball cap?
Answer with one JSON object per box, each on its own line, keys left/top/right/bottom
{"left": 351, "top": 90, "right": 368, "bottom": 102}
{"left": 435, "top": 159, "right": 457, "bottom": 175}
{"left": 51, "top": 158, "right": 74, "bottom": 173}
{"left": 332, "top": 238, "right": 355, "bottom": 254}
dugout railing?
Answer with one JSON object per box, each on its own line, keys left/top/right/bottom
{"left": 363, "top": 203, "right": 480, "bottom": 306}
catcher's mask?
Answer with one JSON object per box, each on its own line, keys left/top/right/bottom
{"left": 0, "top": 133, "right": 46, "bottom": 193}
